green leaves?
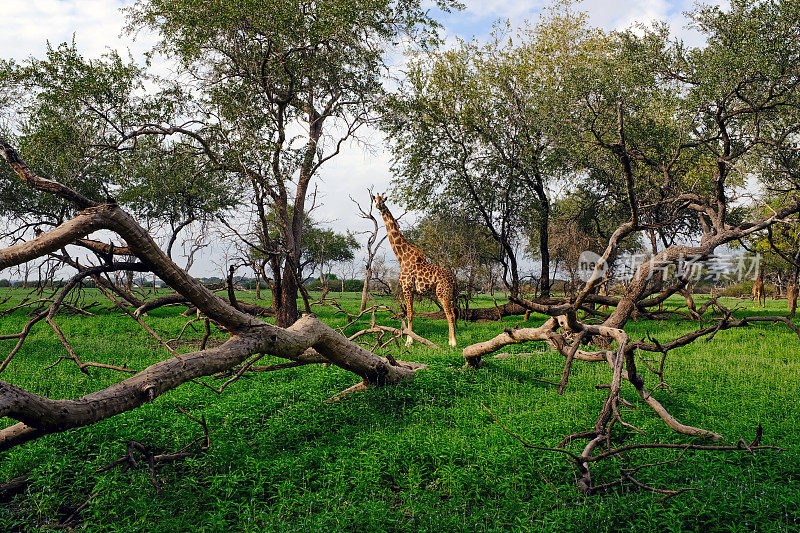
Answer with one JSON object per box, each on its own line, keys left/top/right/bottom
{"left": 1, "top": 42, "right": 145, "bottom": 221}
{"left": 1, "top": 40, "right": 240, "bottom": 229}
{"left": 301, "top": 225, "right": 360, "bottom": 273}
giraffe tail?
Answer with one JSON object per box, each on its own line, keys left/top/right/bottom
{"left": 453, "top": 280, "right": 464, "bottom": 322}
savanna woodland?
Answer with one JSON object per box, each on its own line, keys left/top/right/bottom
{"left": 0, "top": 0, "right": 799, "bottom": 530}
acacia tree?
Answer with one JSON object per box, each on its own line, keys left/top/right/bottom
{"left": 456, "top": 0, "right": 800, "bottom": 493}
{"left": 2, "top": 0, "right": 799, "bottom": 500}
{"left": 126, "top": 0, "right": 458, "bottom": 327}
{"left": 382, "top": 5, "right": 605, "bottom": 297}
{"left": 577, "top": 0, "right": 800, "bottom": 329}
{"left": 301, "top": 225, "right": 359, "bottom": 291}
{"left": 382, "top": 45, "right": 530, "bottom": 296}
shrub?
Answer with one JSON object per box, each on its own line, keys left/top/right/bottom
{"left": 307, "top": 278, "right": 364, "bottom": 292}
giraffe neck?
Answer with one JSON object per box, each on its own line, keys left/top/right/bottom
{"left": 380, "top": 208, "right": 423, "bottom": 267}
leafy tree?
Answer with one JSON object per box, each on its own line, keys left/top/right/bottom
{"left": 0, "top": 42, "right": 149, "bottom": 229}
{"left": 382, "top": 3, "right": 608, "bottom": 297}
{"left": 300, "top": 225, "right": 359, "bottom": 290}
{"left": 126, "top": 0, "right": 459, "bottom": 326}
{"left": 576, "top": 0, "right": 800, "bottom": 327}
{"left": 0, "top": 42, "right": 237, "bottom": 298}
{"left": 115, "top": 137, "right": 240, "bottom": 259}
{"left": 0, "top": 42, "right": 237, "bottom": 241}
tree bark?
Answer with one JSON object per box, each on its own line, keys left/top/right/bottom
{"left": 533, "top": 180, "right": 551, "bottom": 298}
{"left": 361, "top": 267, "right": 372, "bottom": 312}
{"left": 277, "top": 263, "right": 300, "bottom": 327}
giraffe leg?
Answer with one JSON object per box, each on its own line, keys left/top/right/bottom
{"left": 437, "top": 286, "right": 457, "bottom": 347}
{"left": 443, "top": 301, "right": 457, "bottom": 347}
{"left": 404, "top": 289, "right": 414, "bottom": 346}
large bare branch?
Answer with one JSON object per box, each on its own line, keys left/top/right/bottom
{"left": 0, "top": 136, "right": 426, "bottom": 455}
{"left": 0, "top": 314, "right": 424, "bottom": 452}
{"left": 0, "top": 210, "right": 109, "bottom": 271}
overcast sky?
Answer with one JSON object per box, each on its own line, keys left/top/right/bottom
{"left": 0, "top": 0, "right": 725, "bottom": 277}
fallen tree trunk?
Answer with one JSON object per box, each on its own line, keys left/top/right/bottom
{"left": 0, "top": 136, "right": 424, "bottom": 455}
{"left": 0, "top": 314, "right": 424, "bottom": 452}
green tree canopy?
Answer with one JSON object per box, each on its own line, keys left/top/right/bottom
{"left": 0, "top": 42, "right": 237, "bottom": 255}
{"left": 124, "top": 0, "right": 460, "bottom": 326}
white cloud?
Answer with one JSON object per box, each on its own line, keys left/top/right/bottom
{"left": 436, "top": 0, "right": 727, "bottom": 48}
{"left": 0, "top": 0, "right": 159, "bottom": 64}
{"left": 455, "top": 0, "right": 546, "bottom": 22}
{"left": 580, "top": 0, "right": 670, "bottom": 31}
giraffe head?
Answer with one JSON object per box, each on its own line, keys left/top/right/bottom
{"left": 375, "top": 193, "right": 387, "bottom": 213}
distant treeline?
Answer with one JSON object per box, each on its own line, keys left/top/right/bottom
{"left": 0, "top": 277, "right": 366, "bottom": 292}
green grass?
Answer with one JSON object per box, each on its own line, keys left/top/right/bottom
{"left": 0, "top": 288, "right": 798, "bottom": 532}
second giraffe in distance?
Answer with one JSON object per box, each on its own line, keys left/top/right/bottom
{"left": 752, "top": 270, "right": 765, "bottom": 307}
{"left": 375, "top": 194, "right": 458, "bottom": 347}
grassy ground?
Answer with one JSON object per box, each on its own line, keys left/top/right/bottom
{"left": 0, "top": 287, "right": 798, "bottom": 532}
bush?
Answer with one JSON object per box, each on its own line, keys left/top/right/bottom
{"left": 307, "top": 278, "right": 364, "bottom": 292}
{"left": 342, "top": 279, "right": 364, "bottom": 292}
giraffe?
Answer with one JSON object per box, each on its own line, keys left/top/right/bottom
{"left": 752, "top": 270, "right": 765, "bottom": 308}
{"left": 375, "top": 194, "right": 458, "bottom": 347}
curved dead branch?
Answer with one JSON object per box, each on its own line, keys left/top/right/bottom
{"left": 467, "top": 306, "right": 797, "bottom": 493}
{"left": 0, "top": 137, "right": 425, "bottom": 455}
{"left": 0, "top": 315, "right": 425, "bottom": 452}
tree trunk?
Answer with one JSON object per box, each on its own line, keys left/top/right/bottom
{"left": 277, "top": 262, "right": 300, "bottom": 328}
{"left": 0, "top": 315, "right": 423, "bottom": 452}
{"left": 360, "top": 267, "right": 372, "bottom": 312}
{"left": 537, "top": 196, "right": 551, "bottom": 298}
{"left": 506, "top": 251, "right": 520, "bottom": 298}
{"left": 269, "top": 260, "right": 284, "bottom": 323}
{"left": 790, "top": 255, "right": 800, "bottom": 318}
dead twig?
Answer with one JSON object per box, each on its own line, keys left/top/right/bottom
{"left": 95, "top": 409, "right": 211, "bottom": 492}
